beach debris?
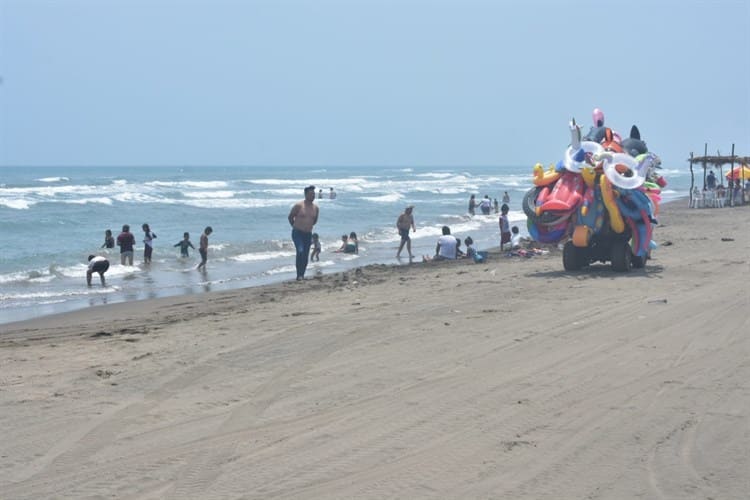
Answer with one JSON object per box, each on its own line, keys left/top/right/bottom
{"left": 95, "top": 369, "right": 114, "bottom": 378}
{"left": 501, "top": 440, "right": 536, "bottom": 451}
{"left": 721, "top": 237, "right": 734, "bottom": 242}
{"left": 648, "top": 298, "right": 668, "bottom": 304}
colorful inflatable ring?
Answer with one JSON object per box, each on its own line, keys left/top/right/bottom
{"left": 564, "top": 141, "right": 604, "bottom": 173}
{"left": 602, "top": 152, "right": 646, "bottom": 190}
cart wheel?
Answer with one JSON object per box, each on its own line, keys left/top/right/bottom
{"left": 563, "top": 241, "right": 583, "bottom": 271}
{"left": 611, "top": 241, "right": 632, "bottom": 272}
{"left": 632, "top": 251, "right": 648, "bottom": 269}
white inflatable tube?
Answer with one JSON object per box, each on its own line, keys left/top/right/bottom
{"left": 564, "top": 141, "right": 603, "bottom": 173}
{"left": 601, "top": 152, "right": 646, "bottom": 190}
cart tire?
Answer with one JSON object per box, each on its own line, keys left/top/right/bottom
{"left": 563, "top": 241, "right": 583, "bottom": 271}
{"left": 611, "top": 241, "right": 632, "bottom": 272}
{"left": 632, "top": 251, "right": 648, "bottom": 269}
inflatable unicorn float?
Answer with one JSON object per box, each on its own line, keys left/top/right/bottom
{"left": 524, "top": 108, "right": 667, "bottom": 272}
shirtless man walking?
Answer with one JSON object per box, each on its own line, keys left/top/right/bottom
{"left": 288, "top": 185, "right": 319, "bottom": 280}
{"left": 396, "top": 205, "right": 416, "bottom": 259}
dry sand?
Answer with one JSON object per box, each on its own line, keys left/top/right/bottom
{"left": 1, "top": 202, "right": 748, "bottom": 500}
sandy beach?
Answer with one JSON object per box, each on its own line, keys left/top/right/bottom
{"left": 1, "top": 201, "right": 748, "bottom": 500}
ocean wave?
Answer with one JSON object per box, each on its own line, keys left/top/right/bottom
{"left": 415, "top": 172, "right": 455, "bottom": 179}
{"left": 362, "top": 193, "right": 403, "bottom": 203}
{"left": 183, "top": 191, "right": 236, "bottom": 199}
{"left": 0, "top": 287, "right": 116, "bottom": 301}
{"left": 36, "top": 176, "right": 70, "bottom": 183}
{"left": 112, "top": 192, "right": 166, "bottom": 203}
{"left": 181, "top": 198, "right": 293, "bottom": 209}
{"left": 231, "top": 250, "right": 295, "bottom": 262}
{"left": 0, "top": 198, "right": 33, "bottom": 209}
{"left": 62, "top": 197, "right": 113, "bottom": 205}
{"left": 146, "top": 180, "right": 229, "bottom": 189}
{"left": 264, "top": 264, "right": 297, "bottom": 275}
{"left": 0, "top": 269, "right": 52, "bottom": 284}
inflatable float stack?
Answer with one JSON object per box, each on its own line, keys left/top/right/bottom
{"left": 524, "top": 109, "right": 667, "bottom": 266}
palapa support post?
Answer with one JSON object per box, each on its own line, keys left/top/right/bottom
{"left": 702, "top": 143, "right": 708, "bottom": 190}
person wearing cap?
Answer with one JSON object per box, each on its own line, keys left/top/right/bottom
{"left": 86, "top": 254, "right": 110, "bottom": 286}
{"left": 396, "top": 205, "right": 416, "bottom": 259}
{"left": 288, "top": 185, "right": 319, "bottom": 280}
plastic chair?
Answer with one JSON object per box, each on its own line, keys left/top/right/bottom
{"left": 689, "top": 191, "right": 703, "bottom": 208}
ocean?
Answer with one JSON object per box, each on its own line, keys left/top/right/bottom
{"left": 0, "top": 164, "right": 691, "bottom": 325}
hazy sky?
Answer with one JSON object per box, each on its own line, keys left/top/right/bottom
{"left": 1, "top": 0, "right": 748, "bottom": 168}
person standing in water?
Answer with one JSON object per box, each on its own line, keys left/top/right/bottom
{"left": 468, "top": 194, "right": 477, "bottom": 216}
{"left": 101, "top": 229, "right": 115, "bottom": 249}
{"left": 174, "top": 232, "right": 195, "bottom": 257}
{"left": 116, "top": 224, "right": 135, "bottom": 266}
{"left": 197, "top": 226, "right": 213, "bottom": 271}
{"left": 310, "top": 233, "right": 321, "bottom": 262}
{"left": 86, "top": 255, "right": 110, "bottom": 287}
{"left": 396, "top": 205, "right": 416, "bottom": 259}
{"left": 288, "top": 185, "right": 319, "bottom": 280}
{"left": 142, "top": 223, "right": 157, "bottom": 264}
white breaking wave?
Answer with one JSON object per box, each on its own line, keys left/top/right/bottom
{"left": 146, "top": 180, "right": 230, "bottom": 189}
{"left": 62, "top": 197, "right": 113, "bottom": 205}
{"left": 181, "top": 198, "right": 293, "bottom": 209}
{"left": 231, "top": 250, "right": 295, "bottom": 262}
{"left": 183, "top": 191, "right": 236, "bottom": 199}
{"left": 362, "top": 193, "right": 403, "bottom": 203}
{"left": 36, "top": 176, "right": 70, "bottom": 183}
{"left": 0, "top": 198, "right": 33, "bottom": 209}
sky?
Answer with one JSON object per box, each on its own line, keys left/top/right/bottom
{"left": 1, "top": 0, "right": 748, "bottom": 168}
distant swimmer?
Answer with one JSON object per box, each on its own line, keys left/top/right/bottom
{"left": 329, "top": 187, "right": 337, "bottom": 199}
{"left": 86, "top": 255, "right": 110, "bottom": 287}
{"left": 288, "top": 185, "right": 319, "bottom": 280}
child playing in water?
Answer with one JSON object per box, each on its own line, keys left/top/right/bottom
{"left": 310, "top": 233, "right": 321, "bottom": 261}
{"left": 142, "top": 223, "right": 157, "bottom": 264}
{"left": 346, "top": 232, "right": 358, "bottom": 254}
{"left": 174, "top": 232, "right": 195, "bottom": 257}
{"left": 101, "top": 229, "right": 114, "bottom": 249}
{"left": 197, "top": 226, "right": 212, "bottom": 271}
